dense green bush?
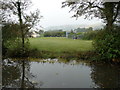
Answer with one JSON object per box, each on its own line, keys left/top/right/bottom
{"left": 5, "top": 41, "right": 30, "bottom": 58}
{"left": 2, "top": 23, "right": 30, "bottom": 58}
{"left": 93, "top": 26, "right": 120, "bottom": 61}
{"left": 2, "top": 23, "right": 21, "bottom": 56}
{"left": 82, "top": 30, "right": 99, "bottom": 40}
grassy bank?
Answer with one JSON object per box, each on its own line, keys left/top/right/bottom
{"left": 29, "top": 37, "right": 95, "bottom": 59}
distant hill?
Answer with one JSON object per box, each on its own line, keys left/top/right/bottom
{"left": 45, "top": 25, "right": 79, "bottom": 31}
{"left": 45, "top": 23, "right": 105, "bottom": 31}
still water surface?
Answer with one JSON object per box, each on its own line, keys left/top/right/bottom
{"left": 2, "top": 59, "right": 120, "bottom": 88}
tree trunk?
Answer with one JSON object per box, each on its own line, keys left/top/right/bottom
{"left": 104, "top": 2, "right": 115, "bottom": 31}
{"left": 21, "top": 60, "right": 25, "bottom": 89}
{"left": 17, "top": 1, "right": 25, "bottom": 49}
{"left": 17, "top": 2, "right": 25, "bottom": 89}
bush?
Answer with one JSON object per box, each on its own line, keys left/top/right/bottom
{"left": 93, "top": 26, "right": 120, "bottom": 61}
{"left": 82, "top": 30, "right": 98, "bottom": 40}
{"left": 6, "top": 44, "right": 30, "bottom": 58}
{"left": 2, "top": 23, "right": 21, "bottom": 56}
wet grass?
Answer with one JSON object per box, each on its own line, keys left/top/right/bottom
{"left": 28, "top": 37, "right": 95, "bottom": 60}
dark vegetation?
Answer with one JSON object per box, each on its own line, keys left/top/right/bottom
{"left": 44, "top": 30, "right": 66, "bottom": 37}
{"left": 82, "top": 30, "right": 99, "bottom": 40}
{"left": 93, "top": 25, "right": 120, "bottom": 62}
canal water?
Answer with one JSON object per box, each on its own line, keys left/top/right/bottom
{"left": 2, "top": 59, "right": 120, "bottom": 88}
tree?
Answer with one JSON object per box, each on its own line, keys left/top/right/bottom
{"left": 44, "top": 30, "right": 66, "bottom": 37}
{"left": 62, "top": 0, "right": 120, "bottom": 61}
{"left": 2, "top": 1, "right": 42, "bottom": 87}
{"left": 1, "top": 0, "right": 42, "bottom": 49}
{"left": 62, "top": 0, "right": 120, "bottom": 30}
{"left": 34, "top": 29, "right": 44, "bottom": 35}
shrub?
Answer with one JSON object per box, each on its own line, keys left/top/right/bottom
{"left": 6, "top": 45, "right": 30, "bottom": 58}
{"left": 82, "top": 30, "right": 99, "bottom": 40}
{"left": 93, "top": 26, "right": 120, "bottom": 61}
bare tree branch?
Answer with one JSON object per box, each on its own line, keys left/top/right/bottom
{"left": 113, "top": 2, "right": 120, "bottom": 23}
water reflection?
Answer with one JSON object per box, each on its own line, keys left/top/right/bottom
{"left": 2, "top": 59, "right": 40, "bottom": 88}
{"left": 2, "top": 59, "right": 21, "bottom": 88}
{"left": 90, "top": 63, "right": 120, "bottom": 88}
{"left": 30, "top": 60, "right": 95, "bottom": 88}
{"left": 2, "top": 59, "right": 120, "bottom": 88}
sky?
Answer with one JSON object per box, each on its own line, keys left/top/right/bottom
{"left": 31, "top": 0, "right": 105, "bottom": 30}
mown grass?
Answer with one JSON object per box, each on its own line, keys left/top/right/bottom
{"left": 29, "top": 37, "right": 93, "bottom": 52}
{"left": 28, "top": 37, "right": 95, "bottom": 60}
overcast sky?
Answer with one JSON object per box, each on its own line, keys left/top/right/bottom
{"left": 31, "top": 0, "right": 104, "bottom": 29}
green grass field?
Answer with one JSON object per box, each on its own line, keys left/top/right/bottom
{"left": 29, "top": 37, "right": 93, "bottom": 53}
{"left": 28, "top": 37, "right": 95, "bottom": 59}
